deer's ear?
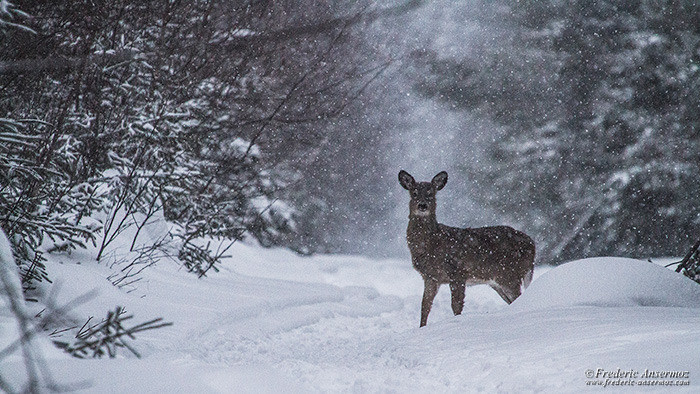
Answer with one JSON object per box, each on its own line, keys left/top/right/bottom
{"left": 398, "top": 170, "right": 415, "bottom": 190}
{"left": 432, "top": 171, "right": 448, "bottom": 190}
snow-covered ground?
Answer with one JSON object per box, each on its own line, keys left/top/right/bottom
{"left": 2, "top": 239, "right": 700, "bottom": 392}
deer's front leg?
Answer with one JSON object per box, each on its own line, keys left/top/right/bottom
{"left": 420, "top": 278, "right": 439, "bottom": 327}
{"left": 449, "top": 280, "right": 466, "bottom": 315}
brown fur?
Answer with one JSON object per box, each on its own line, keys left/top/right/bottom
{"left": 399, "top": 170, "right": 535, "bottom": 327}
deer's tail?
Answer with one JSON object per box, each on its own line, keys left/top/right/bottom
{"left": 525, "top": 237, "right": 536, "bottom": 290}
{"left": 522, "top": 267, "right": 533, "bottom": 290}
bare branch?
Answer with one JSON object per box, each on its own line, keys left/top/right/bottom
{"left": 220, "top": 0, "right": 423, "bottom": 51}
{"left": 0, "top": 50, "right": 137, "bottom": 75}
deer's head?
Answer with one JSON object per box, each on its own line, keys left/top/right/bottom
{"left": 398, "top": 170, "right": 448, "bottom": 217}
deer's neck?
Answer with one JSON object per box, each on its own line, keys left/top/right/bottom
{"left": 407, "top": 214, "right": 439, "bottom": 250}
{"left": 408, "top": 213, "right": 438, "bottom": 227}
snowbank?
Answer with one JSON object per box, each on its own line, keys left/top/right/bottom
{"left": 3, "top": 242, "right": 700, "bottom": 392}
{"left": 512, "top": 257, "right": 700, "bottom": 311}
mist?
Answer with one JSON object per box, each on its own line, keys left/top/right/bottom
{"left": 321, "top": 0, "right": 504, "bottom": 258}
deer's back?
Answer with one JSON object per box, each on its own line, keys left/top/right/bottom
{"left": 438, "top": 224, "right": 535, "bottom": 282}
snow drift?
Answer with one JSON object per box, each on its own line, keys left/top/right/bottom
{"left": 2, "top": 242, "right": 699, "bottom": 392}
{"left": 512, "top": 257, "right": 700, "bottom": 311}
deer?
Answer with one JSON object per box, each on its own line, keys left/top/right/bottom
{"left": 398, "top": 170, "right": 535, "bottom": 327}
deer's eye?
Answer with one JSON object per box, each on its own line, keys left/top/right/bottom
{"left": 411, "top": 190, "right": 418, "bottom": 197}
